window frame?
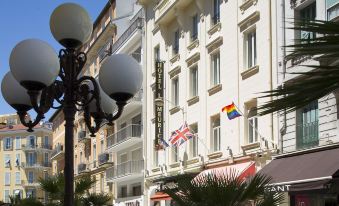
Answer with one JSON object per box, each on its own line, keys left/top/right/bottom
{"left": 211, "top": 115, "right": 221, "bottom": 152}
{"left": 173, "top": 30, "right": 180, "bottom": 55}
{"left": 192, "top": 14, "right": 199, "bottom": 41}
{"left": 212, "top": 0, "right": 221, "bottom": 25}
{"left": 244, "top": 29, "right": 257, "bottom": 69}
{"left": 15, "top": 172, "right": 21, "bottom": 185}
{"left": 190, "top": 66, "right": 198, "bottom": 98}
{"left": 172, "top": 77, "right": 179, "bottom": 106}
{"left": 15, "top": 136, "right": 21, "bottom": 150}
{"left": 211, "top": 51, "right": 220, "bottom": 86}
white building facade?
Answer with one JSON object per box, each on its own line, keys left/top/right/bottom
{"left": 139, "top": 0, "right": 279, "bottom": 205}
{"left": 105, "top": 1, "right": 145, "bottom": 205}
{"left": 259, "top": 0, "right": 339, "bottom": 205}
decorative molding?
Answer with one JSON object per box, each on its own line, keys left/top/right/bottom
{"left": 241, "top": 65, "right": 259, "bottom": 80}
{"left": 207, "top": 22, "right": 222, "bottom": 37}
{"left": 207, "top": 151, "right": 223, "bottom": 160}
{"left": 240, "top": 0, "right": 258, "bottom": 14}
{"left": 238, "top": 11, "right": 260, "bottom": 32}
{"left": 169, "top": 162, "right": 180, "bottom": 168}
{"left": 187, "top": 157, "right": 200, "bottom": 165}
{"left": 187, "top": 96, "right": 199, "bottom": 106}
{"left": 186, "top": 52, "right": 200, "bottom": 67}
{"left": 170, "top": 54, "right": 180, "bottom": 64}
{"left": 151, "top": 166, "right": 161, "bottom": 173}
{"left": 187, "top": 39, "right": 199, "bottom": 51}
{"left": 168, "top": 65, "right": 181, "bottom": 78}
{"left": 169, "top": 106, "right": 181, "bottom": 115}
{"left": 241, "top": 142, "right": 260, "bottom": 152}
{"left": 152, "top": 24, "right": 160, "bottom": 34}
{"left": 208, "top": 84, "right": 222, "bottom": 96}
{"left": 206, "top": 36, "right": 223, "bottom": 53}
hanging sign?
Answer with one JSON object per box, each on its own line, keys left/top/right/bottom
{"left": 155, "top": 61, "right": 164, "bottom": 150}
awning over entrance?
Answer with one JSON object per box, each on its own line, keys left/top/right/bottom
{"left": 259, "top": 147, "right": 339, "bottom": 185}
{"left": 194, "top": 161, "right": 256, "bottom": 181}
{"left": 150, "top": 192, "right": 171, "bottom": 201}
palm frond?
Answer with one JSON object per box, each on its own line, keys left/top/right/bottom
{"left": 258, "top": 19, "right": 339, "bottom": 115}
{"left": 74, "top": 175, "right": 96, "bottom": 196}
{"left": 81, "top": 193, "right": 111, "bottom": 206}
{"left": 163, "top": 172, "right": 283, "bottom": 206}
{"left": 39, "top": 173, "right": 64, "bottom": 202}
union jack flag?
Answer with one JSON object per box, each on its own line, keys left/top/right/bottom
{"left": 168, "top": 122, "right": 195, "bottom": 146}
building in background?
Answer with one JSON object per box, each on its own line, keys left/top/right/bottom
{"left": 139, "top": 0, "right": 278, "bottom": 205}
{"left": 260, "top": 1, "right": 339, "bottom": 205}
{"left": 0, "top": 114, "right": 53, "bottom": 203}
{"left": 104, "top": 1, "right": 145, "bottom": 205}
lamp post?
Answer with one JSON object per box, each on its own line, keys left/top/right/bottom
{"left": 1, "top": 3, "right": 142, "bottom": 206}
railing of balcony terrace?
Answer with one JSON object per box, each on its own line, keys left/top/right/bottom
{"left": 106, "top": 159, "right": 144, "bottom": 179}
{"left": 106, "top": 124, "right": 142, "bottom": 148}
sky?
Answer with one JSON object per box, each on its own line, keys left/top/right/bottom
{"left": 0, "top": 0, "right": 108, "bottom": 119}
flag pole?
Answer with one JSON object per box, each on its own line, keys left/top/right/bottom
{"left": 232, "top": 102, "right": 277, "bottom": 149}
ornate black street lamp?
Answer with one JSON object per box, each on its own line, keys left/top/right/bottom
{"left": 1, "top": 3, "right": 142, "bottom": 206}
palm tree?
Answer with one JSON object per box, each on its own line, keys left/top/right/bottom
{"left": 39, "top": 173, "right": 110, "bottom": 206}
{"left": 258, "top": 19, "right": 339, "bottom": 115}
{"left": 8, "top": 196, "right": 43, "bottom": 206}
{"left": 163, "top": 172, "right": 284, "bottom": 206}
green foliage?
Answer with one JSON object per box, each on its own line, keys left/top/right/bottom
{"left": 8, "top": 196, "right": 44, "bottom": 206}
{"left": 163, "top": 172, "right": 284, "bottom": 206}
{"left": 258, "top": 19, "right": 339, "bottom": 115}
{"left": 38, "top": 173, "right": 110, "bottom": 206}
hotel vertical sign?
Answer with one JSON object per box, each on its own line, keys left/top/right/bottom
{"left": 155, "top": 61, "right": 164, "bottom": 149}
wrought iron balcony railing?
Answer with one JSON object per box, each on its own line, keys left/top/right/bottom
{"left": 23, "top": 143, "right": 52, "bottom": 151}
{"left": 51, "top": 144, "right": 64, "bottom": 158}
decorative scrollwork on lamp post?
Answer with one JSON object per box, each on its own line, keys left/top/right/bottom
{"left": 1, "top": 3, "right": 143, "bottom": 206}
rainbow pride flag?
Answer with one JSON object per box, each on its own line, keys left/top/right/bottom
{"left": 222, "top": 102, "right": 242, "bottom": 120}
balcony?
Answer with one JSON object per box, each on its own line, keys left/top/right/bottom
{"left": 119, "top": 90, "right": 143, "bottom": 120}
{"left": 78, "top": 130, "right": 90, "bottom": 143}
{"left": 154, "top": 0, "right": 193, "bottom": 25}
{"left": 77, "top": 163, "right": 90, "bottom": 175}
{"left": 98, "top": 152, "right": 113, "bottom": 168}
{"left": 106, "top": 124, "right": 142, "bottom": 152}
{"left": 111, "top": 9, "right": 144, "bottom": 54}
{"left": 51, "top": 144, "right": 64, "bottom": 160}
{"left": 22, "top": 162, "right": 52, "bottom": 170}
{"left": 22, "top": 143, "right": 52, "bottom": 152}
{"left": 84, "top": 20, "right": 116, "bottom": 64}
{"left": 106, "top": 160, "right": 144, "bottom": 182}
{"left": 22, "top": 180, "right": 40, "bottom": 188}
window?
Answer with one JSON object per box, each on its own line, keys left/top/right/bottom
{"left": 5, "top": 172, "right": 10, "bottom": 185}
{"left": 327, "top": 0, "right": 339, "bottom": 20}
{"left": 192, "top": 14, "right": 198, "bottom": 41}
{"left": 245, "top": 30, "right": 257, "bottom": 69}
{"left": 26, "top": 189, "right": 36, "bottom": 198}
{"left": 80, "top": 151, "right": 83, "bottom": 163}
{"left": 172, "top": 77, "right": 179, "bottom": 106}
{"left": 28, "top": 171, "right": 34, "bottom": 183}
{"left": 211, "top": 52, "right": 220, "bottom": 86}
{"left": 296, "top": 101, "right": 319, "bottom": 149}
{"left": 120, "top": 186, "right": 127, "bottom": 198}
{"left": 4, "top": 137, "right": 12, "bottom": 150}
{"left": 173, "top": 30, "right": 180, "bottom": 55}
{"left": 4, "top": 190, "right": 10, "bottom": 203}
{"left": 15, "top": 154, "right": 20, "bottom": 167}
{"left": 190, "top": 66, "right": 198, "bottom": 97}
{"left": 300, "top": 2, "right": 316, "bottom": 40}
{"left": 44, "top": 136, "right": 49, "bottom": 147}
{"left": 247, "top": 108, "right": 258, "bottom": 144}
{"left": 28, "top": 136, "right": 35, "bottom": 148}
{"left": 4, "top": 154, "right": 10, "bottom": 167}
{"left": 132, "top": 184, "right": 142, "bottom": 196}
{"left": 213, "top": 0, "right": 221, "bottom": 25}
{"left": 211, "top": 115, "right": 221, "bottom": 152}
{"left": 15, "top": 136, "right": 21, "bottom": 149}
{"left": 27, "top": 153, "right": 36, "bottom": 166}
{"left": 15, "top": 172, "right": 20, "bottom": 185}
{"left": 171, "top": 146, "right": 179, "bottom": 163}
{"left": 44, "top": 153, "right": 49, "bottom": 165}
{"left": 189, "top": 124, "right": 198, "bottom": 158}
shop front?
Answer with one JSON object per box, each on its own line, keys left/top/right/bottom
{"left": 260, "top": 146, "right": 339, "bottom": 206}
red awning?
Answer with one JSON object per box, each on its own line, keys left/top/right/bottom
{"left": 193, "top": 161, "right": 256, "bottom": 182}
{"left": 150, "top": 192, "right": 171, "bottom": 201}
